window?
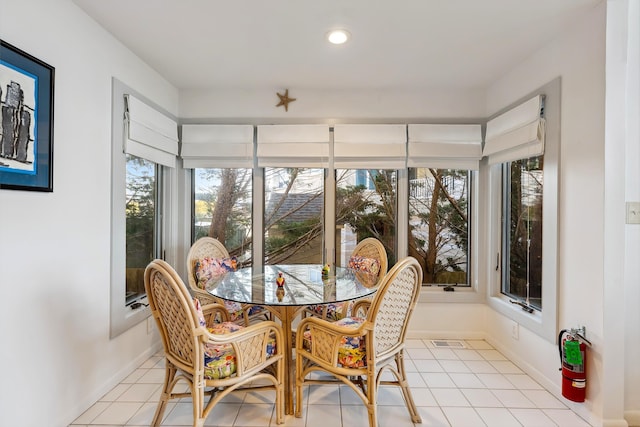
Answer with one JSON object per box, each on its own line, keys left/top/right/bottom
{"left": 409, "top": 168, "right": 470, "bottom": 286}
{"left": 264, "top": 167, "right": 325, "bottom": 265}
{"left": 485, "top": 79, "right": 560, "bottom": 342}
{"left": 333, "top": 124, "right": 406, "bottom": 268}
{"left": 336, "top": 169, "right": 397, "bottom": 267}
{"left": 125, "top": 154, "right": 160, "bottom": 304}
{"left": 502, "top": 157, "right": 543, "bottom": 309}
{"left": 256, "top": 125, "right": 330, "bottom": 265}
{"left": 406, "top": 123, "right": 482, "bottom": 290}
{"left": 110, "top": 79, "right": 178, "bottom": 338}
{"left": 192, "top": 167, "right": 253, "bottom": 264}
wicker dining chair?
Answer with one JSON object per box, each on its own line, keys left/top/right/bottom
{"left": 187, "top": 236, "right": 269, "bottom": 325}
{"left": 303, "top": 237, "right": 388, "bottom": 321}
{"left": 295, "top": 256, "right": 423, "bottom": 427}
{"left": 144, "top": 259, "right": 285, "bottom": 427}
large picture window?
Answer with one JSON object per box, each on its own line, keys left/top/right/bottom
{"left": 409, "top": 168, "right": 470, "bottom": 286}
{"left": 335, "top": 169, "right": 397, "bottom": 267}
{"left": 264, "top": 167, "right": 325, "bottom": 265}
{"left": 193, "top": 167, "right": 253, "bottom": 265}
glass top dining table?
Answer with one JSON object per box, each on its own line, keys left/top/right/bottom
{"left": 207, "top": 264, "right": 379, "bottom": 415}
{"left": 207, "top": 264, "right": 378, "bottom": 307}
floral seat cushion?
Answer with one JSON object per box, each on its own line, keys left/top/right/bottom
{"left": 348, "top": 255, "right": 381, "bottom": 276}
{"left": 193, "top": 298, "right": 276, "bottom": 380}
{"left": 306, "top": 301, "right": 352, "bottom": 321}
{"left": 194, "top": 256, "right": 238, "bottom": 289}
{"left": 223, "top": 301, "right": 267, "bottom": 323}
{"left": 348, "top": 256, "right": 382, "bottom": 288}
{"left": 303, "top": 316, "right": 367, "bottom": 368}
{"left": 203, "top": 322, "right": 244, "bottom": 379}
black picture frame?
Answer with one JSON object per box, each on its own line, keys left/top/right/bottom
{"left": 0, "top": 40, "right": 54, "bottom": 192}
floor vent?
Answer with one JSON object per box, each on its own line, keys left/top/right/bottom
{"left": 431, "top": 339, "right": 466, "bottom": 349}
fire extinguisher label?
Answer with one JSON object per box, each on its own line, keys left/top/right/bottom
{"left": 572, "top": 379, "right": 586, "bottom": 389}
{"left": 564, "top": 340, "right": 583, "bottom": 365}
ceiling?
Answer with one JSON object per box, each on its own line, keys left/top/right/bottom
{"left": 73, "top": 0, "right": 601, "bottom": 92}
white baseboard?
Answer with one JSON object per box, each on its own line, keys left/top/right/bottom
{"left": 602, "top": 420, "right": 631, "bottom": 427}
{"left": 624, "top": 410, "right": 640, "bottom": 427}
{"left": 63, "top": 341, "right": 162, "bottom": 426}
{"left": 406, "top": 329, "right": 486, "bottom": 341}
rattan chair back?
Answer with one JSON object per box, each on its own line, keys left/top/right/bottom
{"left": 187, "top": 237, "right": 270, "bottom": 325}
{"left": 146, "top": 259, "right": 202, "bottom": 370}
{"left": 351, "top": 237, "right": 389, "bottom": 287}
{"left": 367, "top": 256, "right": 422, "bottom": 356}
{"left": 187, "top": 237, "right": 230, "bottom": 297}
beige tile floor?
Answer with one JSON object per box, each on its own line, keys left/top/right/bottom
{"left": 70, "top": 339, "right": 593, "bottom": 427}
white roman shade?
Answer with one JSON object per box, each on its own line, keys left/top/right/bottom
{"left": 483, "top": 95, "right": 546, "bottom": 165}
{"left": 257, "top": 124, "right": 330, "bottom": 167}
{"left": 181, "top": 124, "right": 254, "bottom": 168}
{"left": 407, "top": 124, "right": 483, "bottom": 170}
{"left": 124, "top": 94, "right": 179, "bottom": 168}
{"left": 333, "top": 124, "right": 407, "bottom": 169}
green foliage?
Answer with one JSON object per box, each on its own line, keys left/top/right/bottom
{"left": 408, "top": 168, "right": 469, "bottom": 284}
{"left": 336, "top": 170, "right": 397, "bottom": 264}
{"left": 194, "top": 168, "right": 253, "bottom": 257}
{"left": 125, "top": 156, "right": 156, "bottom": 269}
{"left": 507, "top": 157, "right": 543, "bottom": 302}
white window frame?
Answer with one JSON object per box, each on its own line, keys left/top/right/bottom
{"left": 412, "top": 169, "right": 482, "bottom": 303}
{"left": 404, "top": 123, "right": 483, "bottom": 303}
{"left": 110, "top": 78, "right": 179, "bottom": 338}
{"left": 485, "top": 78, "right": 561, "bottom": 343}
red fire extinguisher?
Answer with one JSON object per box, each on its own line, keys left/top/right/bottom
{"left": 558, "top": 327, "right": 591, "bottom": 402}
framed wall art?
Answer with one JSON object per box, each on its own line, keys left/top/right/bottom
{"left": 0, "top": 40, "right": 54, "bottom": 192}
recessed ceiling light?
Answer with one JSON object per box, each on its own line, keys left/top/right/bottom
{"left": 327, "top": 29, "right": 350, "bottom": 45}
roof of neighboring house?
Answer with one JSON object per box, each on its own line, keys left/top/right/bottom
{"left": 265, "top": 192, "right": 323, "bottom": 223}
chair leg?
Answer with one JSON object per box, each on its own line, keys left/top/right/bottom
{"left": 191, "top": 373, "right": 206, "bottom": 427}
{"left": 151, "top": 362, "right": 177, "bottom": 426}
{"left": 274, "top": 357, "right": 285, "bottom": 424}
{"left": 366, "top": 390, "right": 377, "bottom": 427}
{"left": 295, "top": 357, "right": 303, "bottom": 418}
{"left": 243, "top": 307, "right": 251, "bottom": 326}
{"left": 396, "top": 353, "right": 422, "bottom": 423}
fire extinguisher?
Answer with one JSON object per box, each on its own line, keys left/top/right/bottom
{"left": 558, "top": 327, "right": 591, "bottom": 402}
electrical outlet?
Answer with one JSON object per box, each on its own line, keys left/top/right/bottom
{"left": 511, "top": 321, "right": 519, "bottom": 340}
{"left": 626, "top": 202, "right": 640, "bottom": 224}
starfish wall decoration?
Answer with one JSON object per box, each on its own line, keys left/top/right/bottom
{"left": 276, "top": 89, "right": 296, "bottom": 112}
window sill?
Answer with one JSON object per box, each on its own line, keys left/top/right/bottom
{"left": 419, "top": 285, "right": 486, "bottom": 304}
{"left": 487, "top": 294, "right": 554, "bottom": 342}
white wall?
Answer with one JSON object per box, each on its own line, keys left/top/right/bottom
{"left": 620, "top": 0, "right": 640, "bottom": 424}
{"left": 483, "top": 2, "right": 639, "bottom": 426}
{"left": 179, "top": 87, "right": 487, "bottom": 121}
{"left": 407, "top": 303, "right": 487, "bottom": 340}
{"left": 0, "top": 1, "right": 178, "bottom": 426}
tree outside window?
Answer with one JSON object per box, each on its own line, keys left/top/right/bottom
{"left": 408, "top": 168, "right": 470, "bottom": 286}
{"left": 503, "top": 156, "right": 543, "bottom": 309}
{"left": 125, "top": 154, "right": 158, "bottom": 304}
{"left": 264, "top": 167, "right": 324, "bottom": 265}
{"left": 336, "top": 169, "right": 397, "bottom": 267}
{"left": 193, "top": 168, "right": 252, "bottom": 263}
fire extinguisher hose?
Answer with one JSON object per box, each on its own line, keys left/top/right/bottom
{"left": 558, "top": 329, "right": 568, "bottom": 369}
